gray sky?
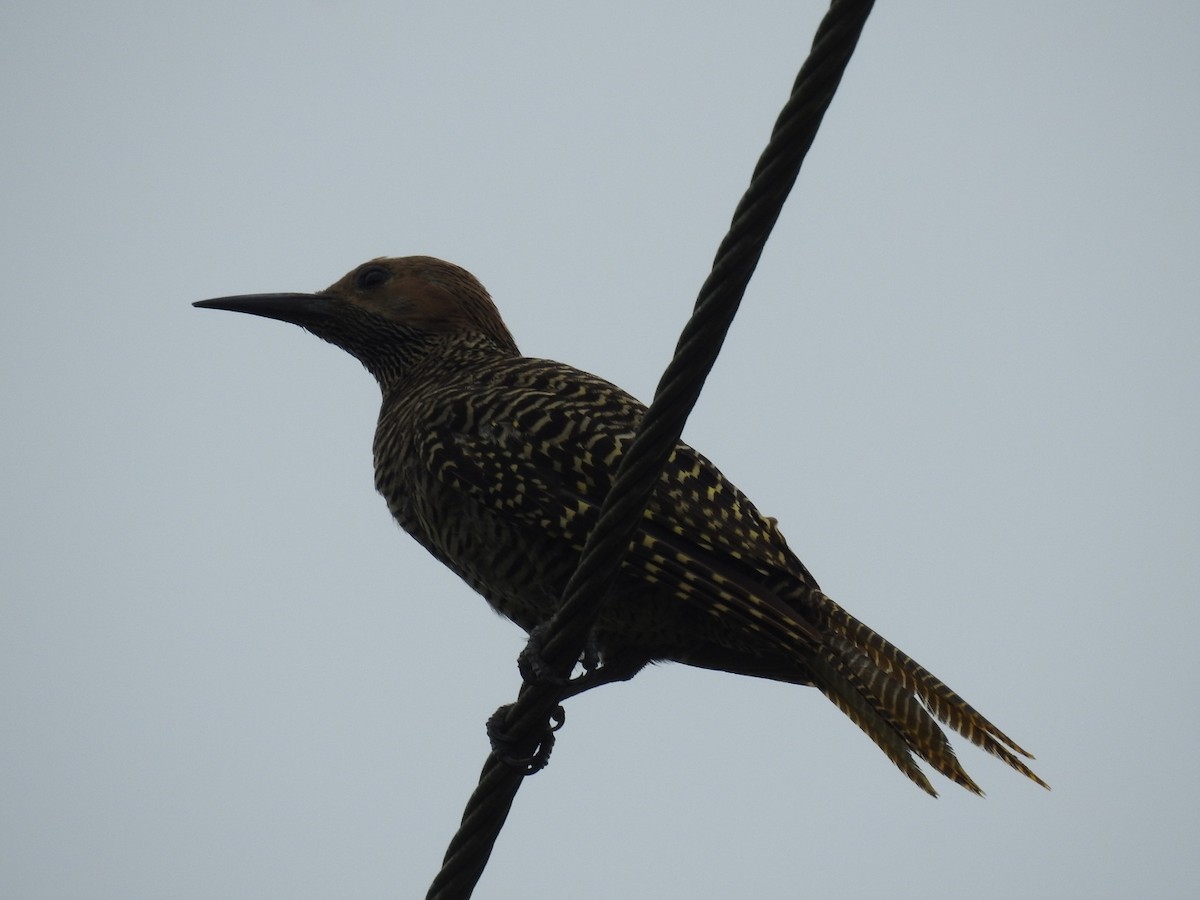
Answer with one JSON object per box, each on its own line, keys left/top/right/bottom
{"left": 3, "top": 2, "right": 1198, "bottom": 897}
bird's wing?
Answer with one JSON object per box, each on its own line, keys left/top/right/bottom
{"left": 419, "top": 377, "right": 823, "bottom": 653}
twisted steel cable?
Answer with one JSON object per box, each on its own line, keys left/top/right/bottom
{"left": 427, "top": 3, "right": 875, "bottom": 896}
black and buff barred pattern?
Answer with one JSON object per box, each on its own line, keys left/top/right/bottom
{"left": 195, "top": 256, "right": 1048, "bottom": 796}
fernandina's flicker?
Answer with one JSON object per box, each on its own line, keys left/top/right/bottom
{"left": 195, "top": 256, "right": 1047, "bottom": 796}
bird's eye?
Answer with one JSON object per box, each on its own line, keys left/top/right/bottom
{"left": 355, "top": 265, "right": 390, "bottom": 290}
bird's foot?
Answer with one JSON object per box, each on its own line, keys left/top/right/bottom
{"left": 516, "top": 622, "right": 570, "bottom": 688}
{"left": 486, "top": 702, "right": 565, "bottom": 775}
{"left": 517, "top": 624, "right": 622, "bottom": 697}
{"left": 555, "top": 654, "right": 647, "bottom": 699}
{"left": 518, "top": 624, "right": 648, "bottom": 700}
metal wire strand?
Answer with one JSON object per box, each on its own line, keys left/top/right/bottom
{"left": 426, "top": 2, "right": 876, "bottom": 896}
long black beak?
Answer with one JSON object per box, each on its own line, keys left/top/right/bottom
{"left": 192, "top": 292, "right": 337, "bottom": 328}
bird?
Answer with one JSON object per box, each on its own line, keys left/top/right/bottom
{"left": 194, "top": 255, "right": 1047, "bottom": 796}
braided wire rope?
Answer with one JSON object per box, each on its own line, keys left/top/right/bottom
{"left": 427, "top": 2, "right": 875, "bottom": 896}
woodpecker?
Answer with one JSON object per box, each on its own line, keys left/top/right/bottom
{"left": 195, "top": 256, "right": 1046, "bottom": 796}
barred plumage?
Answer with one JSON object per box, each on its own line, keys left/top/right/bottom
{"left": 195, "top": 256, "right": 1048, "bottom": 796}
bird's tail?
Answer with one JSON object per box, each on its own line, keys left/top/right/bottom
{"left": 799, "top": 589, "right": 1048, "bottom": 796}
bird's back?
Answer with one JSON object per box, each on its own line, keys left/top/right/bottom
{"left": 374, "top": 354, "right": 797, "bottom": 629}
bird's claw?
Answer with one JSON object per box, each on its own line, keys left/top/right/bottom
{"left": 516, "top": 623, "right": 568, "bottom": 688}
{"left": 486, "top": 703, "right": 565, "bottom": 775}
{"left": 581, "top": 635, "right": 602, "bottom": 673}
{"left": 517, "top": 622, "right": 604, "bottom": 689}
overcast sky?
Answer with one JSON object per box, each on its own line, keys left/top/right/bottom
{"left": 3, "top": 2, "right": 1198, "bottom": 897}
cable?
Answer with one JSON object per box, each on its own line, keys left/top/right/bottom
{"left": 427, "top": 3, "right": 875, "bottom": 896}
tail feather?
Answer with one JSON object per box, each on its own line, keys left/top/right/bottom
{"left": 829, "top": 636, "right": 984, "bottom": 795}
{"left": 807, "top": 590, "right": 1049, "bottom": 791}
{"left": 639, "top": 563, "right": 954, "bottom": 794}
{"left": 806, "top": 650, "right": 939, "bottom": 796}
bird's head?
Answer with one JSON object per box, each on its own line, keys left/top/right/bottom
{"left": 194, "top": 256, "right": 520, "bottom": 383}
